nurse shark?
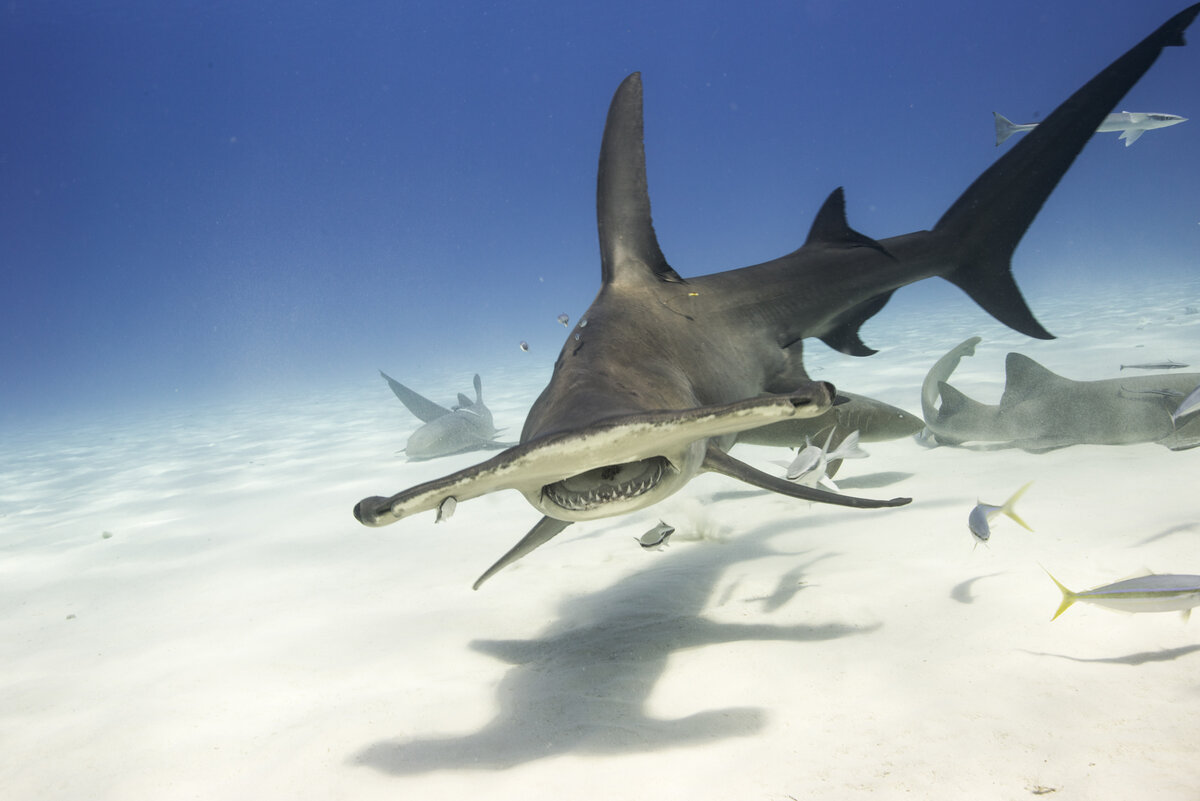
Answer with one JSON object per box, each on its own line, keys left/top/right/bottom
{"left": 380, "top": 371, "right": 514, "bottom": 460}
{"left": 920, "top": 337, "right": 1200, "bottom": 452}
{"left": 355, "top": 5, "right": 1199, "bottom": 587}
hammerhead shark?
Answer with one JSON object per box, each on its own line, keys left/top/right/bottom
{"left": 355, "top": 5, "right": 1198, "bottom": 587}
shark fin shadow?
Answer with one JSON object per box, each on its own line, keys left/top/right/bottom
{"left": 350, "top": 522, "right": 878, "bottom": 775}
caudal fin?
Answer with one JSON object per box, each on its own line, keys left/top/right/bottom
{"left": 1000, "top": 480, "right": 1035, "bottom": 532}
{"left": 993, "top": 112, "right": 1018, "bottom": 146}
{"left": 936, "top": 6, "right": 1199, "bottom": 341}
{"left": 1043, "top": 567, "right": 1078, "bottom": 621}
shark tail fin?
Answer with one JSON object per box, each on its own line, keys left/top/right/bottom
{"left": 993, "top": 112, "right": 1018, "bottom": 146}
{"left": 1000, "top": 480, "right": 1035, "bottom": 532}
{"left": 935, "top": 6, "right": 1199, "bottom": 341}
{"left": 1043, "top": 567, "right": 1078, "bottom": 621}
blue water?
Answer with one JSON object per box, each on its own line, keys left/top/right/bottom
{"left": 1, "top": 0, "right": 1197, "bottom": 426}
{"left": 3, "top": 5, "right": 1200, "bottom": 796}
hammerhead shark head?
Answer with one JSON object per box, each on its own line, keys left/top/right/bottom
{"left": 355, "top": 5, "right": 1198, "bottom": 587}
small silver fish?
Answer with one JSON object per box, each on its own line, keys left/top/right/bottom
{"left": 1172, "top": 383, "right": 1200, "bottom": 424}
{"left": 1046, "top": 570, "right": 1200, "bottom": 620}
{"left": 436, "top": 496, "right": 457, "bottom": 523}
{"left": 968, "top": 481, "right": 1033, "bottom": 544}
{"left": 780, "top": 433, "right": 826, "bottom": 481}
{"left": 519, "top": 341, "right": 530, "bottom": 352}
{"left": 1119, "top": 359, "right": 1189, "bottom": 370}
{"left": 636, "top": 521, "right": 675, "bottom": 550}
{"left": 557, "top": 313, "right": 570, "bottom": 327}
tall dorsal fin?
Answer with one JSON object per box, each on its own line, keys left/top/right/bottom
{"left": 1000, "top": 352, "right": 1074, "bottom": 408}
{"left": 596, "top": 73, "right": 684, "bottom": 286}
{"left": 804, "top": 187, "right": 892, "bottom": 257}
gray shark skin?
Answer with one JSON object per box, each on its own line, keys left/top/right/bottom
{"left": 922, "top": 337, "right": 1200, "bottom": 452}
{"left": 738, "top": 391, "right": 923, "bottom": 447}
{"left": 739, "top": 391, "right": 922, "bottom": 480}
{"left": 380, "top": 372, "right": 513, "bottom": 460}
{"left": 355, "top": 6, "right": 1198, "bottom": 587}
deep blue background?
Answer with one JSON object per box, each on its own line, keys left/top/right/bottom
{"left": 2, "top": 0, "right": 1197, "bottom": 423}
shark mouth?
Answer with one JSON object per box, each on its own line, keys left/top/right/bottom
{"left": 541, "top": 456, "right": 670, "bottom": 512}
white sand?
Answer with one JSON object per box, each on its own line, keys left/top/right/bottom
{"left": 2, "top": 279, "right": 1199, "bottom": 800}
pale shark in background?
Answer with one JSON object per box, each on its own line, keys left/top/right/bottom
{"left": 380, "top": 372, "right": 514, "bottom": 460}
{"left": 355, "top": 5, "right": 1200, "bottom": 587}
{"left": 994, "top": 110, "right": 1187, "bottom": 146}
{"left": 921, "top": 337, "right": 1200, "bottom": 452}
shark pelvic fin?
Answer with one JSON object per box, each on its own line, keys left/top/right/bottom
{"left": 597, "top": 72, "right": 685, "bottom": 287}
{"left": 815, "top": 292, "right": 892, "bottom": 357}
{"left": 473, "top": 516, "right": 573, "bottom": 590}
{"left": 701, "top": 446, "right": 910, "bottom": 509}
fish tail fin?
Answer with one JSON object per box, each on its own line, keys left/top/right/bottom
{"left": 831, "top": 429, "right": 869, "bottom": 461}
{"left": 993, "top": 112, "right": 1018, "bottom": 146}
{"left": 1043, "top": 567, "right": 1077, "bottom": 621}
{"left": 1001, "top": 481, "right": 1035, "bottom": 532}
{"left": 934, "top": 7, "right": 1200, "bottom": 341}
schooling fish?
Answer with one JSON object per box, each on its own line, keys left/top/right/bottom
{"left": 1045, "top": 570, "right": 1200, "bottom": 621}
{"left": 968, "top": 481, "right": 1033, "bottom": 544}
{"left": 636, "top": 521, "right": 675, "bottom": 550}
{"left": 1120, "top": 360, "right": 1189, "bottom": 370}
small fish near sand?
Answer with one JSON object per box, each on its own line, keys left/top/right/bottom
{"left": 1120, "top": 359, "right": 1189, "bottom": 371}
{"left": 968, "top": 481, "right": 1033, "bottom": 545}
{"left": 775, "top": 429, "right": 868, "bottom": 490}
{"left": 1045, "top": 570, "right": 1200, "bottom": 621}
{"left": 636, "top": 521, "right": 675, "bottom": 550}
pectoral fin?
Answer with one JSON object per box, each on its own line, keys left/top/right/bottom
{"left": 701, "top": 446, "right": 910, "bottom": 509}
{"left": 473, "top": 516, "right": 573, "bottom": 590}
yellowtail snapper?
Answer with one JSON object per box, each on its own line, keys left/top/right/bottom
{"left": 1045, "top": 570, "right": 1200, "bottom": 621}
{"left": 968, "top": 481, "right": 1033, "bottom": 544}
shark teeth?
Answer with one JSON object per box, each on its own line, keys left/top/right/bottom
{"left": 542, "top": 456, "right": 669, "bottom": 512}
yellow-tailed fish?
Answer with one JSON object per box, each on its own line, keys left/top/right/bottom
{"left": 968, "top": 481, "right": 1033, "bottom": 544}
{"left": 1045, "top": 569, "right": 1200, "bottom": 621}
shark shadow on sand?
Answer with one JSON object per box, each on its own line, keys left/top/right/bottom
{"left": 351, "top": 520, "right": 878, "bottom": 775}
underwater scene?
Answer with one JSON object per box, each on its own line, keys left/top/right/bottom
{"left": 3, "top": 2, "right": 1199, "bottom": 799}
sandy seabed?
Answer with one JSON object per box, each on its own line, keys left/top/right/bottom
{"left": 2, "top": 279, "right": 1199, "bottom": 800}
